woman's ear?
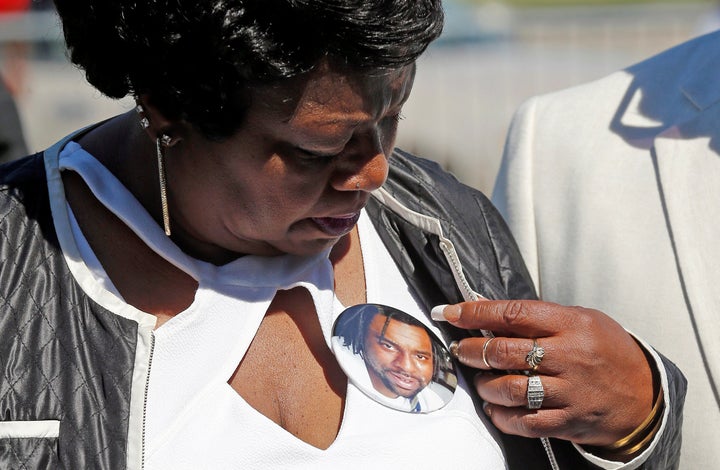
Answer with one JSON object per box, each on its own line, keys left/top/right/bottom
{"left": 135, "top": 94, "right": 183, "bottom": 147}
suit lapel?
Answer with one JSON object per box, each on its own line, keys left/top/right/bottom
{"left": 653, "top": 105, "right": 720, "bottom": 397}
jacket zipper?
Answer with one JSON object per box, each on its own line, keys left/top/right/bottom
{"left": 438, "top": 239, "right": 560, "bottom": 470}
{"left": 141, "top": 330, "right": 156, "bottom": 470}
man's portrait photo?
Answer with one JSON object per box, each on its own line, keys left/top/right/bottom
{"left": 332, "top": 304, "right": 456, "bottom": 413}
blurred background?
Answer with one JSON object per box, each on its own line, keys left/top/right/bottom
{"left": 0, "top": 0, "right": 718, "bottom": 193}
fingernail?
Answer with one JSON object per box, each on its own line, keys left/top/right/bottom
{"left": 430, "top": 304, "right": 460, "bottom": 322}
{"left": 482, "top": 401, "right": 492, "bottom": 417}
{"left": 430, "top": 304, "right": 448, "bottom": 321}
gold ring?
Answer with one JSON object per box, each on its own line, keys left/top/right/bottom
{"left": 482, "top": 337, "right": 495, "bottom": 369}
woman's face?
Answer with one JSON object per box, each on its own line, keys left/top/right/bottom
{"left": 166, "top": 64, "right": 415, "bottom": 261}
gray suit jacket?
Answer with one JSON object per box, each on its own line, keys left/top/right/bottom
{"left": 494, "top": 30, "right": 720, "bottom": 469}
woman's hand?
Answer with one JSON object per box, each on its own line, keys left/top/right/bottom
{"left": 433, "top": 300, "right": 657, "bottom": 448}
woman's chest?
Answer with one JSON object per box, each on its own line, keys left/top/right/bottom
{"left": 228, "top": 287, "right": 347, "bottom": 449}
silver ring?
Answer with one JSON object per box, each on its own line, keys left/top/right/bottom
{"left": 482, "top": 337, "right": 495, "bottom": 369}
{"left": 526, "top": 375, "right": 544, "bottom": 410}
{"left": 449, "top": 341, "right": 459, "bottom": 359}
{"left": 525, "top": 339, "right": 545, "bottom": 371}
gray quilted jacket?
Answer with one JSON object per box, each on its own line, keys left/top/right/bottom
{"left": 0, "top": 135, "right": 685, "bottom": 469}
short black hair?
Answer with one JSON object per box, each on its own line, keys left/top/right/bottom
{"left": 52, "top": 0, "right": 444, "bottom": 139}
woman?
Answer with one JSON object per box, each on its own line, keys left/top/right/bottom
{"left": 0, "top": 0, "right": 683, "bottom": 468}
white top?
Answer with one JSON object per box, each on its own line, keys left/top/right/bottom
{"left": 55, "top": 142, "right": 507, "bottom": 469}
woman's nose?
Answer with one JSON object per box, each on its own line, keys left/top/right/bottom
{"left": 331, "top": 131, "right": 389, "bottom": 192}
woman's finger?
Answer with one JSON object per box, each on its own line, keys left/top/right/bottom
{"left": 476, "top": 373, "right": 577, "bottom": 440}
{"left": 432, "top": 300, "right": 576, "bottom": 337}
{"left": 474, "top": 372, "right": 565, "bottom": 410}
{"left": 452, "top": 336, "right": 556, "bottom": 374}
{"left": 481, "top": 401, "right": 567, "bottom": 440}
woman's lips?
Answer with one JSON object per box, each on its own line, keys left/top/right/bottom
{"left": 311, "top": 212, "right": 361, "bottom": 237}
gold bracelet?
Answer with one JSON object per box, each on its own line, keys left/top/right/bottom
{"left": 604, "top": 386, "right": 664, "bottom": 452}
{"left": 618, "top": 407, "right": 664, "bottom": 456}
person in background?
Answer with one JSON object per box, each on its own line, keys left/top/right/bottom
{"left": 0, "top": 0, "right": 683, "bottom": 468}
{"left": 0, "top": 0, "right": 30, "bottom": 163}
{"left": 494, "top": 30, "right": 720, "bottom": 470}
{"left": 0, "top": 75, "right": 27, "bottom": 163}
{"left": 0, "top": 0, "right": 31, "bottom": 97}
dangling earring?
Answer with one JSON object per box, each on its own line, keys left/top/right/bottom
{"left": 156, "top": 135, "right": 172, "bottom": 236}
{"left": 136, "top": 104, "right": 150, "bottom": 129}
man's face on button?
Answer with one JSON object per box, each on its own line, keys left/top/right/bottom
{"left": 363, "top": 314, "right": 434, "bottom": 399}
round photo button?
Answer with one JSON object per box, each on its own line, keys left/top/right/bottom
{"left": 331, "top": 303, "right": 457, "bottom": 413}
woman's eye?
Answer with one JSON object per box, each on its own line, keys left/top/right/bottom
{"left": 379, "top": 112, "right": 405, "bottom": 132}
{"left": 295, "top": 147, "right": 338, "bottom": 161}
{"left": 391, "top": 112, "right": 405, "bottom": 123}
